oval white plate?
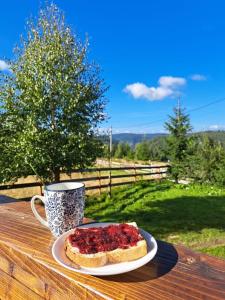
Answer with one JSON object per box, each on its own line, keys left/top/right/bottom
{"left": 52, "top": 222, "right": 158, "bottom": 276}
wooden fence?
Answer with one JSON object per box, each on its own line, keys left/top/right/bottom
{"left": 0, "top": 165, "right": 169, "bottom": 200}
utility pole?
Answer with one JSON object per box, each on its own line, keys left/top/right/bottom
{"left": 109, "top": 126, "right": 112, "bottom": 162}
{"left": 108, "top": 126, "right": 112, "bottom": 197}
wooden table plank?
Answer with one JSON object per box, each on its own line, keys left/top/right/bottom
{"left": 0, "top": 269, "right": 43, "bottom": 300}
{"left": 0, "top": 244, "right": 104, "bottom": 300}
{"left": 0, "top": 200, "right": 225, "bottom": 300}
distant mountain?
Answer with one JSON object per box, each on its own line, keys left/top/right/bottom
{"left": 110, "top": 131, "right": 225, "bottom": 146}
{"left": 112, "top": 133, "right": 167, "bottom": 145}
{"left": 193, "top": 130, "right": 225, "bottom": 146}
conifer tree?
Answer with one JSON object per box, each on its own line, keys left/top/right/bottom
{"left": 165, "top": 104, "right": 192, "bottom": 182}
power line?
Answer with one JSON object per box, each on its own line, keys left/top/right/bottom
{"left": 113, "top": 95, "right": 225, "bottom": 130}
{"left": 187, "top": 96, "right": 225, "bottom": 113}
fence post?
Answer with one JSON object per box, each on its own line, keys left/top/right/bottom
{"left": 108, "top": 126, "right": 112, "bottom": 197}
{"left": 134, "top": 165, "right": 137, "bottom": 182}
{"left": 108, "top": 169, "right": 112, "bottom": 197}
{"left": 98, "top": 170, "right": 101, "bottom": 195}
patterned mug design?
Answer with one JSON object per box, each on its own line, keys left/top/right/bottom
{"left": 31, "top": 182, "right": 85, "bottom": 237}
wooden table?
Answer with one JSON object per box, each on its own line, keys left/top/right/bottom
{"left": 0, "top": 200, "right": 225, "bottom": 300}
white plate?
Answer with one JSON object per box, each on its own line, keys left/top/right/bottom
{"left": 52, "top": 222, "right": 158, "bottom": 276}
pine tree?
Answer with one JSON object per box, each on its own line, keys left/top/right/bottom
{"left": 114, "top": 142, "right": 132, "bottom": 159}
{"left": 191, "top": 135, "right": 225, "bottom": 184}
{"left": 164, "top": 104, "right": 192, "bottom": 182}
{"left": 135, "top": 140, "right": 150, "bottom": 161}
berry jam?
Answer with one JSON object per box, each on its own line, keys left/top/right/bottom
{"left": 69, "top": 224, "right": 143, "bottom": 254}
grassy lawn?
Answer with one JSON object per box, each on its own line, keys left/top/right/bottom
{"left": 85, "top": 180, "right": 225, "bottom": 259}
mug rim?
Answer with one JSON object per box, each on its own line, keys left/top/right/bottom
{"left": 44, "top": 181, "right": 85, "bottom": 192}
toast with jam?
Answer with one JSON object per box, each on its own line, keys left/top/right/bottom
{"left": 64, "top": 222, "right": 147, "bottom": 268}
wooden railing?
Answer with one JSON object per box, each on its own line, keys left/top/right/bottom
{"left": 0, "top": 165, "right": 169, "bottom": 200}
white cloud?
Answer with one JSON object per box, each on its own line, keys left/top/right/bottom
{"left": 158, "top": 76, "right": 186, "bottom": 87}
{"left": 124, "top": 83, "right": 173, "bottom": 100}
{"left": 208, "top": 124, "right": 225, "bottom": 130}
{"left": 124, "top": 76, "right": 186, "bottom": 101}
{"left": 190, "top": 74, "right": 207, "bottom": 81}
{"left": 0, "top": 60, "right": 10, "bottom": 71}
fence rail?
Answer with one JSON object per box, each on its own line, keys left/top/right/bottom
{"left": 70, "top": 165, "right": 169, "bottom": 172}
{"left": 0, "top": 164, "right": 169, "bottom": 200}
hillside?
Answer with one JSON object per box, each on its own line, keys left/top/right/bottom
{"left": 112, "top": 133, "right": 167, "bottom": 145}
{"left": 193, "top": 131, "right": 225, "bottom": 146}
{"left": 111, "top": 131, "right": 225, "bottom": 146}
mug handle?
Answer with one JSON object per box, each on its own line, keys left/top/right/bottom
{"left": 31, "top": 195, "right": 48, "bottom": 227}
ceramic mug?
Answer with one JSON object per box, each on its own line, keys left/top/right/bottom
{"left": 31, "top": 182, "right": 85, "bottom": 237}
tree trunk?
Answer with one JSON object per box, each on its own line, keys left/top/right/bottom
{"left": 53, "top": 168, "right": 60, "bottom": 182}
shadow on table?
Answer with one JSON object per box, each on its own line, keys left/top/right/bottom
{"left": 0, "top": 195, "right": 20, "bottom": 204}
{"left": 103, "top": 241, "right": 178, "bottom": 283}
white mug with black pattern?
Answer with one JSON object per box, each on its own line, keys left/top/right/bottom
{"left": 31, "top": 182, "right": 85, "bottom": 237}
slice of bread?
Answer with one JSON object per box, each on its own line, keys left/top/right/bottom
{"left": 64, "top": 223, "right": 147, "bottom": 268}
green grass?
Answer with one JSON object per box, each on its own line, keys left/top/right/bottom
{"left": 200, "top": 246, "right": 225, "bottom": 259}
{"left": 85, "top": 180, "right": 225, "bottom": 259}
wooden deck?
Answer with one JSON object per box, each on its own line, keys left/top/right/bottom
{"left": 0, "top": 197, "right": 225, "bottom": 299}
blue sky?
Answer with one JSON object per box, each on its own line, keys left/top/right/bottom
{"left": 1, "top": 0, "right": 225, "bottom": 133}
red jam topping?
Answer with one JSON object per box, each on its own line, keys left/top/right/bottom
{"left": 69, "top": 224, "right": 143, "bottom": 254}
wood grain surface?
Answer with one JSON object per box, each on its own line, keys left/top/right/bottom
{"left": 0, "top": 199, "right": 225, "bottom": 299}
